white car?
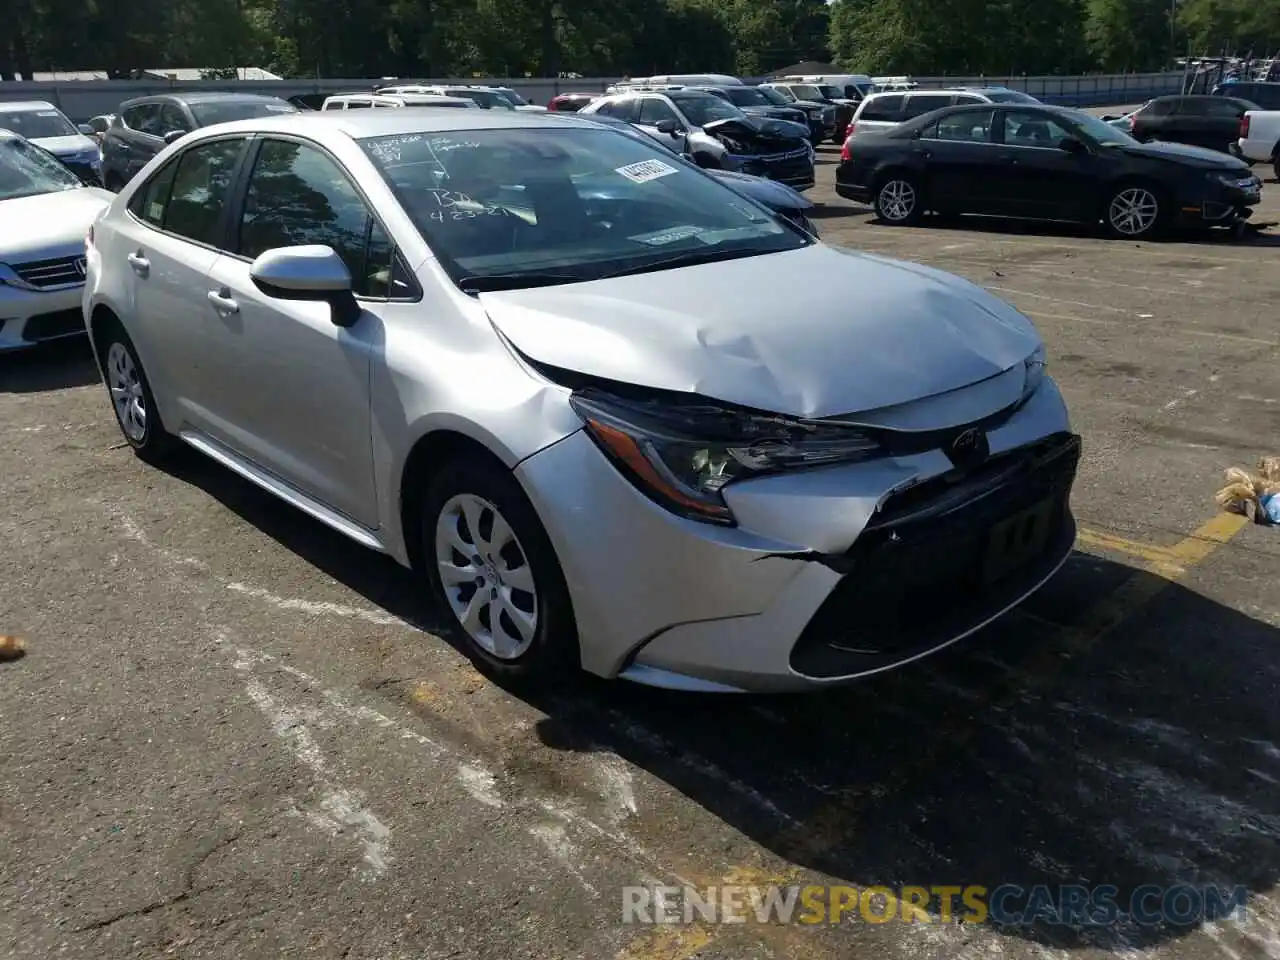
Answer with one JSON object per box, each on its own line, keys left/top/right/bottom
{"left": 0, "top": 130, "right": 113, "bottom": 351}
{"left": 321, "top": 93, "right": 479, "bottom": 111}
{"left": 0, "top": 100, "right": 103, "bottom": 183}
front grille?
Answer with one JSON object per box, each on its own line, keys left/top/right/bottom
{"left": 789, "top": 432, "right": 1082, "bottom": 679}
{"left": 13, "top": 255, "right": 86, "bottom": 289}
{"left": 751, "top": 151, "right": 813, "bottom": 186}
{"left": 24, "top": 308, "right": 85, "bottom": 342}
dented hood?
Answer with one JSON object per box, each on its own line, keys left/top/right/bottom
{"left": 703, "top": 116, "right": 805, "bottom": 142}
{"left": 478, "top": 244, "right": 1042, "bottom": 418}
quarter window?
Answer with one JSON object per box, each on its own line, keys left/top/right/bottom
{"left": 160, "top": 138, "right": 246, "bottom": 245}
{"left": 859, "top": 95, "right": 903, "bottom": 122}
{"left": 236, "top": 138, "right": 395, "bottom": 298}
{"left": 902, "top": 94, "right": 952, "bottom": 118}
{"left": 129, "top": 157, "right": 180, "bottom": 226}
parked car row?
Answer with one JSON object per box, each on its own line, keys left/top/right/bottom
{"left": 67, "top": 105, "right": 1079, "bottom": 694}
{"left": 0, "top": 94, "right": 817, "bottom": 355}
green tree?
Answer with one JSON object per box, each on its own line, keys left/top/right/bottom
{"left": 1085, "top": 0, "right": 1175, "bottom": 70}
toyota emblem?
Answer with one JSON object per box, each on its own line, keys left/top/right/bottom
{"left": 948, "top": 427, "right": 989, "bottom": 468}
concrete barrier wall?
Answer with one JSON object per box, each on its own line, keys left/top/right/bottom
{"left": 0, "top": 72, "right": 1184, "bottom": 122}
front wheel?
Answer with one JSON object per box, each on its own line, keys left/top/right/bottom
{"left": 874, "top": 174, "right": 923, "bottom": 225}
{"left": 1104, "top": 183, "right": 1163, "bottom": 239}
{"left": 421, "top": 457, "right": 578, "bottom": 687}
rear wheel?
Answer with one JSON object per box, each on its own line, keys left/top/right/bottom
{"left": 1272, "top": 149, "right": 1279, "bottom": 183}
{"left": 874, "top": 174, "right": 922, "bottom": 225}
{"left": 97, "top": 319, "right": 177, "bottom": 461}
{"left": 1103, "top": 182, "right": 1164, "bottom": 240}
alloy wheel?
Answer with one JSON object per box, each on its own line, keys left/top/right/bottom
{"left": 878, "top": 179, "right": 916, "bottom": 221}
{"left": 435, "top": 493, "right": 538, "bottom": 660}
{"left": 1108, "top": 187, "right": 1159, "bottom": 236}
{"left": 106, "top": 341, "right": 147, "bottom": 442}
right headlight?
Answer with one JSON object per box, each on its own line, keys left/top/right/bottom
{"left": 569, "top": 389, "right": 884, "bottom": 525}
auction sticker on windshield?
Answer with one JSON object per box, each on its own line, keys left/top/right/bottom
{"left": 615, "top": 159, "right": 679, "bottom": 183}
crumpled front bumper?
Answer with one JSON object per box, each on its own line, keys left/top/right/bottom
{"left": 515, "top": 376, "right": 1078, "bottom": 693}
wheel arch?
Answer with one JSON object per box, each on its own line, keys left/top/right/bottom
{"left": 397, "top": 426, "right": 522, "bottom": 574}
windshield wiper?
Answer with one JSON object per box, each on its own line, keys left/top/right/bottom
{"left": 459, "top": 272, "right": 586, "bottom": 294}
{"left": 598, "top": 247, "right": 769, "bottom": 280}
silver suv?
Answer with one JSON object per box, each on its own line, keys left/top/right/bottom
{"left": 848, "top": 87, "right": 1041, "bottom": 140}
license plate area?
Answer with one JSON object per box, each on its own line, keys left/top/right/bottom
{"left": 983, "top": 497, "right": 1054, "bottom": 584}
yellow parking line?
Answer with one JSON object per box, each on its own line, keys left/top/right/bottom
{"left": 1075, "top": 526, "right": 1184, "bottom": 570}
{"left": 614, "top": 513, "right": 1250, "bottom": 959}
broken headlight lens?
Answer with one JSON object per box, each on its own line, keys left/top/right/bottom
{"left": 1022, "top": 344, "right": 1047, "bottom": 402}
{"left": 569, "top": 389, "right": 884, "bottom": 525}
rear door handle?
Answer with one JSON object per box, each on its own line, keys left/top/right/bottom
{"left": 206, "top": 288, "right": 239, "bottom": 314}
{"left": 126, "top": 252, "right": 149, "bottom": 276}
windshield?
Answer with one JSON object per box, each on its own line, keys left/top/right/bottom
{"left": 0, "top": 136, "right": 83, "bottom": 200}
{"left": 761, "top": 86, "right": 794, "bottom": 104}
{"left": 724, "top": 87, "right": 771, "bottom": 107}
{"left": 0, "top": 107, "right": 77, "bottom": 140}
{"left": 359, "top": 127, "right": 805, "bottom": 288}
{"left": 498, "top": 89, "right": 529, "bottom": 106}
{"left": 671, "top": 94, "right": 745, "bottom": 126}
{"left": 816, "top": 85, "right": 844, "bottom": 99}
{"left": 190, "top": 99, "right": 297, "bottom": 126}
{"left": 1064, "top": 109, "right": 1139, "bottom": 146}
{"left": 985, "top": 90, "right": 1040, "bottom": 104}
{"left": 791, "top": 85, "right": 826, "bottom": 101}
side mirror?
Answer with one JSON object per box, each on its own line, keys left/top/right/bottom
{"left": 655, "top": 118, "right": 684, "bottom": 135}
{"left": 249, "top": 245, "right": 363, "bottom": 328}
{"left": 1058, "top": 136, "right": 1086, "bottom": 154}
{"left": 1100, "top": 115, "right": 1118, "bottom": 122}
{"left": 163, "top": 129, "right": 187, "bottom": 145}
{"left": 77, "top": 123, "right": 95, "bottom": 136}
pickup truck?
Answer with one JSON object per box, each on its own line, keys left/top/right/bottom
{"left": 1238, "top": 110, "right": 1280, "bottom": 180}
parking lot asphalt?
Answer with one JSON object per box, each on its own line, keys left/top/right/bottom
{"left": 3, "top": 138, "right": 1280, "bottom": 960}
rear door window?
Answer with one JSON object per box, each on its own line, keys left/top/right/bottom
{"left": 158, "top": 103, "right": 192, "bottom": 135}
{"left": 923, "top": 109, "right": 996, "bottom": 142}
{"left": 160, "top": 138, "right": 247, "bottom": 247}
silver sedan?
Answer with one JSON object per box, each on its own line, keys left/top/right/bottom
{"left": 83, "top": 109, "right": 1079, "bottom": 693}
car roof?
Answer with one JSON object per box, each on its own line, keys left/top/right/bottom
{"left": 180, "top": 110, "right": 592, "bottom": 140}
{"left": 0, "top": 100, "right": 58, "bottom": 112}
{"left": 121, "top": 92, "right": 289, "bottom": 108}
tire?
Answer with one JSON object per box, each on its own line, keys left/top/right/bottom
{"left": 1103, "top": 182, "right": 1165, "bottom": 240}
{"left": 1272, "top": 151, "right": 1279, "bottom": 183}
{"left": 874, "top": 173, "right": 923, "bottom": 225}
{"left": 97, "top": 319, "right": 178, "bottom": 462}
{"left": 103, "top": 170, "right": 125, "bottom": 193}
{"left": 420, "top": 456, "right": 578, "bottom": 687}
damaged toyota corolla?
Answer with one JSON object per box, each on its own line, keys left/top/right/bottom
{"left": 86, "top": 110, "right": 1080, "bottom": 693}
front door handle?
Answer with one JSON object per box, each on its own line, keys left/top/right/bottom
{"left": 126, "top": 251, "right": 149, "bottom": 276}
{"left": 916, "top": 147, "right": 932, "bottom": 159}
{"left": 207, "top": 288, "right": 239, "bottom": 314}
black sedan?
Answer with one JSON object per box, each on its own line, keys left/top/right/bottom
{"left": 836, "top": 103, "right": 1262, "bottom": 239}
